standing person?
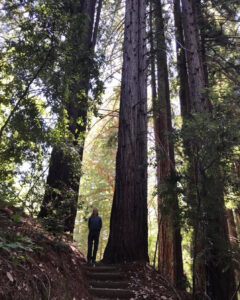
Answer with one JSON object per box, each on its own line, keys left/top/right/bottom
{"left": 87, "top": 208, "right": 102, "bottom": 263}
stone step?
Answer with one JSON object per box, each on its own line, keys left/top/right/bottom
{"left": 88, "top": 287, "right": 134, "bottom": 299}
{"left": 84, "top": 265, "right": 118, "bottom": 272}
{"left": 85, "top": 271, "right": 125, "bottom": 281}
{"left": 88, "top": 280, "right": 129, "bottom": 289}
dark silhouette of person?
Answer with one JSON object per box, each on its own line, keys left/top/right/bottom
{"left": 87, "top": 208, "right": 102, "bottom": 263}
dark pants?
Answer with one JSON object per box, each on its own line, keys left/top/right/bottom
{"left": 87, "top": 231, "right": 100, "bottom": 262}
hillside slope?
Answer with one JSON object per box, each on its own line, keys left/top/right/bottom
{"left": 0, "top": 206, "right": 190, "bottom": 300}
{"left": 0, "top": 207, "right": 89, "bottom": 299}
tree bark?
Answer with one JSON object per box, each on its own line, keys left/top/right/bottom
{"left": 173, "top": 0, "right": 191, "bottom": 117}
{"left": 227, "top": 209, "right": 240, "bottom": 285}
{"left": 181, "top": 0, "right": 237, "bottom": 298}
{"left": 181, "top": 0, "right": 208, "bottom": 113}
{"left": 151, "top": 0, "right": 184, "bottom": 289}
{"left": 235, "top": 209, "right": 240, "bottom": 239}
{"left": 103, "top": 0, "right": 148, "bottom": 263}
{"left": 92, "top": 0, "right": 103, "bottom": 49}
{"left": 227, "top": 209, "right": 238, "bottom": 246}
{"left": 38, "top": 0, "right": 99, "bottom": 233}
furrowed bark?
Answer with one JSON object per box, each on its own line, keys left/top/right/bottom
{"left": 181, "top": 0, "right": 237, "bottom": 298}
{"left": 103, "top": 0, "right": 148, "bottom": 263}
{"left": 152, "top": 0, "right": 184, "bottom": 289}
{"left": 173, "top": 0, "right": 190, "bottom": 117}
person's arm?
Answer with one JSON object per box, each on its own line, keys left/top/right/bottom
{"left": 99, "top": 217, "right": 102, "bottom": 231}
{"left": 88, "top": 217, "right": 91, "bottom": 229}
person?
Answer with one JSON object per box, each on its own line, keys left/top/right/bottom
{"left": 87, "top": 207, "right": 102, "bottom": 263}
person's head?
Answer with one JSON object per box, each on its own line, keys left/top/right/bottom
{"left": 92, "top": 207, "right": 98, "bottom": 217}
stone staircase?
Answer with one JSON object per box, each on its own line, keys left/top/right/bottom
{"left": 83, "top": 264, "right": 135, "bottom": 299}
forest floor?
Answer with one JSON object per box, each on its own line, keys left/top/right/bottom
{"left": 0, "top": 206, "right": 190, "bottom": 300}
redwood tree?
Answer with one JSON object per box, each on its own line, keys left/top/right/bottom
{"left": 38, "top": 0, "right": 101, "bottom": 233}
{"left": 173, "top": 0, "right": 190, "bottom": 118}
{"left": 103, "top": 0, "right": 148, "bottom": 263}
{"left": 181, "top": 0, "right": 237, "bottom": 298}
{"left": 150, "top": 0, "right": 184, "bottom": 289}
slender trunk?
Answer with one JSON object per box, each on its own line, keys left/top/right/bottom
{"left": 195, "top": 0, "right": 209, "bottom": 90}
{"left": 227, "top": 209, "right": 240, "bottom": 285}
{"left": 227, "top": 209, "right": 238, "bottom": 246}
{"left": 181, "top": 0, "right": 237, "bottom": 298}
{"left": 38, "top": 0, "right": 99, "bottom": 233}
{"left": 149, "top": 4, "right": 159, "bottom": 271}
{"left": 181, "top": 0, "right": 208, "bottom": 113}
{"left": 235, "top": 209, "right": 240, "bottom": 239}
{"left": 173, "top": 0, "right": 190, "bottom": 117}
{"left": 150, "top": 0, "right": 158, "bottom": 270}
{"left": 103, "top": 0, "right": 148, "bottom": 263}
{"left": 153, "top": 1, "right": 171, "bottom": 277}
{"left": 92, "top": 0, "right": 103, "bottom": 49}
{"left": 151, "top": 0, "right": 184, "bottom": 289}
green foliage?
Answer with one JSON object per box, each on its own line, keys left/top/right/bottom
{"left": 0, "top": 0, "right": 59, "bottom": 207}
{"left": 0, "top": 0, "right": 105, "bottom": 215}
{"left": 11, "top": 213, "right": 21, "bottom": 223}
{"left": 151, "top": 0, "right": 240, "bottom": 287}
{"left": 0, "top": 231, "right": 41, "bottom": 254}
{"left": 171, "top": 76, "right": 240, "bottom": 289}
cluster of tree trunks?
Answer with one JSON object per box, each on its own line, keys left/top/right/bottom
{"left": 37, "top": 0, "right": 239, "bottom": 298}
{"left": 151, "top": 0, "right": 239, "bottom": 296}
{"left": 181, "top": 0, "right": 237, "bottom": 298}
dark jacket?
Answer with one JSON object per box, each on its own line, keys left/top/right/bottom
{"left": 88, "top": 215, "right": 102, "bottom": 233}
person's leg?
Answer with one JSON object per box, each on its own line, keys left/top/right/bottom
{"left": 87, "top": 233, "right": 93, "bottom": 263}
{"left": 92, "top": 233, "right": 99, "bottom": 262}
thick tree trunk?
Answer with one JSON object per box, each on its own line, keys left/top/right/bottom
{"left": 181, "top": 0, "right": 237, "bottom": 298}
{"left": 103, "top": 0, "right": 148, "bottom": 263}
{"left": 38, "top": 0, "right": 98, "bottom": 233}
{"left": 151, "top": 0, "right": 184, "bottom": 289}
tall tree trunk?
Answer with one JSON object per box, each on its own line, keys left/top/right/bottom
{"left": 181, "top": 0, "right": 237, "bottom": 298}
{"left": 151, "top": 0, "right": 184, "bottom": 289}
{"left": 173, "top": 0, "right": 190, "bottom": 118}
{"left": 181, "top": 0, "right": 208, "bottom": 113}
{"left": 235, "top": 209, "right": 240, "bottom": 239}
{"left": 38, "top": 0, "right": 99, "bottom": 233}
{"left": 103, "top": 0, "right": 148, "bottom": 263}
{"left": 227, "top": 209, "right": 240, "bottom": 285}
{"left": 227, "top": 209, "right": 238, "bottom": 246}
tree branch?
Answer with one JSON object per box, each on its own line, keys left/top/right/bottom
{"left": 92, "top": 0, "right": 103, "bottom": 49}
{"left": 0, "top": 41, "right": 54, "bottom": 140}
